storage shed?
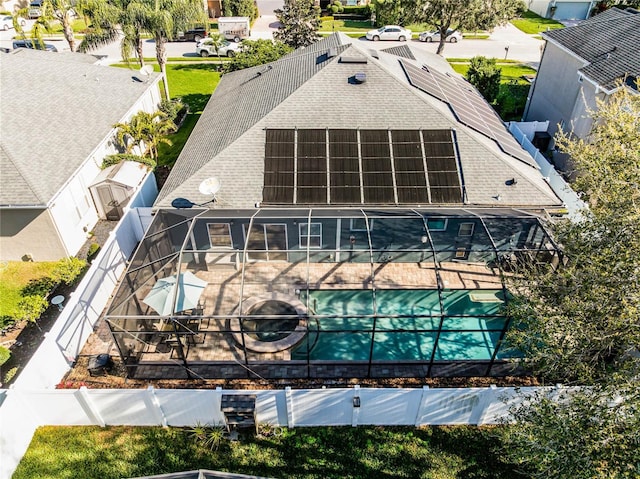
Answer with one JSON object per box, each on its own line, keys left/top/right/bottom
{"left": 89, "top": 161, "right": 149, "bottom": 220}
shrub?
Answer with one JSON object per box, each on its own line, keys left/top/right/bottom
{"left": 51, "top": 257, "right": 87, "bottom": 286}
{"left": 188, "top": 422, "right": 226, "bottom": 450}
{"left": 158, "top": 98, "right": 186, "bottom": 123}
{"left": 496, "top": 82, "right": 529, "bottom": 121}
{"left": 102, "top": 154, "right": 156, "bottom": 170}
{"left": 328, "top": 0, "right": 343, "bottom": 14}
{"left": 16, "top": 295, "right": 49, "bottom": 323}
{"left": 342, "top": 5, "right": 371, "bottom": 15}
{"left": 0, "top": 346, "right": 10, "bottom": 366}
{"left": 466, "top": 56, "right": 502, "bottom": 104}
{"left": 22, "top": 276, "right": 57, "bottom": 297}
{"left": 3, "top": 366, "right": 18, "bottom": 384}
{"left": 87, "top": 243, "right": 101, "bottom": 263}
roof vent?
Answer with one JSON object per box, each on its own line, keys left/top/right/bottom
{"left": 339, "top": 56, "right": 368, "bottom": 64}
{"left": 256, "top": 65, "right": 273, "bottom": 76}
{"left": 369, "top": 49, "right": 379, "bottom": 59}
{"left": 354, "top": 72, "right": 366, "bottom": 84}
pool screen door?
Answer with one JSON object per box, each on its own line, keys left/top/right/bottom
{"left": 245, "top": 224, "right": 288, "bottom": 261}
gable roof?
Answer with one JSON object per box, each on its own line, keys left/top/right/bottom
{"left": 156, "top": 34, "right": 560, "bottom": 209}
{"left": 543, "top": 8, "right": 640, "bottom": 91}
{"left": 0, "top": 49, "right": 161, "bottom": 206}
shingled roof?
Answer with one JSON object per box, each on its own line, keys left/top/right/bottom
{"left": 156, "top": 33, "right": 560, "bottom": 209}
{"left": 543, "top": 8, "right": 640, "bottom": 91}
{"left": 0, "top": 49, "right": 161, "bottom": 206}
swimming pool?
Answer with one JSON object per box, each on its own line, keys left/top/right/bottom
{"left": 292, "top": 289, "right": 510, "bottom": 361}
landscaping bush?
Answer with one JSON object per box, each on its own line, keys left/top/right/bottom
{"left": 342, "top": 5, "right": 370, "bottom": 15}
{"left": 87, "top": 243, "right": 101, "bottom": 263}
{"left": 103, "top": 154, "right": 157, "bottom": 170}
{"left": 21, "top": 276, "right": 57, "bottom": 297}
{"left": 3, "top": 366, "right": 18, "bottom": 384}
{"left": 51, "top": 257, "right": 87, "bottom": 286}
{"left": 0, "top": 346, "right": 10, "bottom": 367}
{"left": 327, "top": 0, "right": 343, "bottom": 14}
{"left": 158, "top": 98, "right": 186, "bottom": 124}
{"left": 466, "top": 56, "right": 501, "bottom": 104}
{"left": 496, "top": 83, "right": 529, "bottom": 121}
{"left": 16, "top": 295, "right": 49, "bottom": 324}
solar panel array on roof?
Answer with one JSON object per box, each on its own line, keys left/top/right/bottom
{"left": 400, "top": 61, "right": 536, "bottom": 167}
{"left": 263, "top": 129, "right": 463, "bottom": 205}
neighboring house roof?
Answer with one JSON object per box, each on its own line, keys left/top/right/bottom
{"left": 543, "top": 7, "right": 640, "bottom": 91}
{"left": 0, "top": 49, "right": 160, "bottom": 207}
{"left": 156, "top": 33, "right": 560, "bottom": 209}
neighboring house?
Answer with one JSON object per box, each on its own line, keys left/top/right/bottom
{"left": 526, "top": 0, "right": 596, "bottom": 19}
{"left": 523, "top": 7, "right": 639, "bottom": 165}
{"left": 103, "top": 34, "right": 563, "bottom": 381}
{"left": 0, "top": 49, "right": 162, "bottom": 261}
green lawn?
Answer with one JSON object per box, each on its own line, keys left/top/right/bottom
{"left": 448, "top": 62, "right": 536, "bottom": 84}
{"left": 14, "top": 425, "right": 523, "bottom": 479}
{"left": 0, "top": 261, "right": 58, "bottom": 324}
{"left": 511, "top": 10, "right": 564, "bottom": 34}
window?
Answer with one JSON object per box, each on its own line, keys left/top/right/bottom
{"left": 299, "top": 223, "right": 322, "bottom": 248}
{"left": 207, "top": 223, "right": 232, "bottom": 248}
{"left": 350, "top": 218, "right": 374, "bottom": 231}
{"left": 427, "top": 218, "right": 448, "bottom": 231}
{"left": 458, "top": 223, "right": 474, "bottom": 237}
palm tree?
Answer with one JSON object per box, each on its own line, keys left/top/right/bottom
{"left": 114, "top": 110, "right": 174, "bottom": 161}
{"left": 145, "top": 0, "right": 208, "bottom": 99}
{"left": 79, "top": 0, "right": 148, "bottom": 68}
{"left": 15, "top": 0, "right": 80, "bottom": 51}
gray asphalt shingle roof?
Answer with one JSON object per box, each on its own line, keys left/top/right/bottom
{"left": 0, "top": 49, "right": 160, "bottom": 206}
{"left": 156, "top": 34, "right": 560, "bottom": 209}
{"left": 543, "top": 8, "right": 640, "bottom": 91}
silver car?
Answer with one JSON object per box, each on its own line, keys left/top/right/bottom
{"left": 1, "top": 15, "right": 26, "bottom": 30}
{"left": 419, "top": 29, "right": 462, "bottom": 43}
{"left": 196, "top": 38, "right": 241, "bottom": 57}
{"left": 366, "top": 25, "right": 412, "bottom": 42}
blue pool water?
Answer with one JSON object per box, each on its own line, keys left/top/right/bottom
{"left": 291, "top": 289, "right": 510, "bottom": 361}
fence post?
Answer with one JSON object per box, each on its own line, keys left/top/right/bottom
{"left": 414, "top": 385, "right": 429, "bottom": 426}
{"left": 351, "top": 385, "right": 360, "bottom": 427}
{"left": 215, "top": 386, "right": 223, "bottom": 425}
{"left": 75, "top": 386, "right": 105, "bottom": 426}
{"left": 145, "top": 386, "right": 167, "bottom": 427}
{"left": 472, "top": 385, "right": 498, "bottom": 425}
{"left": 285, "top": 386, "right": 294, "bottom": 428}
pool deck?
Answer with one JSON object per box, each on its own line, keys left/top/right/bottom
{"left": 82, "top": 259, "right": 506, "bottom": 365}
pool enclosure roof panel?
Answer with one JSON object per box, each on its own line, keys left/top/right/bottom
{"left": 400, "top": 61, "right": 536, "bottom": 168}
{"left": 263, "top": 128, "right": 463, "bottom": 206}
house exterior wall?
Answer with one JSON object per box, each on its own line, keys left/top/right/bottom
{"left": 526, "top": 0, "right": 593, "bottom": 19}
{"left": 568, "top": 79, "right": 605, "bottom": 139}
{"left": 524, "top": 40, "right": 589, "bottom": 139}
{"left": 0, "top": 208, "right": 66, "bottom": 261}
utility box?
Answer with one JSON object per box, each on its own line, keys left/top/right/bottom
{"left": 217, "top": 16, "right": 250, "bottom": 42}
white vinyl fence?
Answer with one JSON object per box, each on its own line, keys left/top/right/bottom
{"left": 0, "top": 174, "right": 156, "bottom": 479}
{"left": 508, "top": 122, "right": 587, "bottom": 219}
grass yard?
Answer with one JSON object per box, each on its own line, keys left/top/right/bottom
{"left": 448, "top": 62, "right": 536, "bottom": 84}
{"left": 0, "top": 261, "right": 58, "bottom": 324}
{"left": 511, "top": 10, "right": 564, "bottom": 34}
{"left": 14, "top": 425, "right": 523, "bottom": 479}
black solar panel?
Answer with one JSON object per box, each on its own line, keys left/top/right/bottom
{"left": 400, "top": 61, "right": 536, "bottom": 168}
{"left": 263, "top": 128, "right": 462, "bottom": 205}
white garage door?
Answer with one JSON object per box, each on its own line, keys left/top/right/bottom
{"left": 552, "top": 2, "right": 591, "bottom": 20}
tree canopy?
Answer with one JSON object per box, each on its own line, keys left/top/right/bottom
{"left": 465, "top": 56, "right": 501, "bottom": 103}
{"left": 223, "top": 39, "right": 293, "bottom": 72}
{"left": 505, "top": 87, "right": 640, "bottom": 385}
{"left": 403, "top": 0, "right": 525, "bottom": 54}
{"left": 274, "top": 0, "right": 321, "bottom": 49}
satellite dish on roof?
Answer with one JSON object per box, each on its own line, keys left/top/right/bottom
{"left": 199, "top": 177, "right": 221, "bottom": 196}
{"left": 139, "top": 65, "right": 154, "bottom": 76}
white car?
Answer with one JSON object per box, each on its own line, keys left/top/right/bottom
{"left": 1, "top": 15, "right": 26, "bottom": 30}
{"left": 195, "top": 38, "right": 241, "bottom": 57}
{"left": 365, "top": 25, "right": 411, "bottom": 42}
{"left": 419, "top": 29, "right": 462, "bottom": 43}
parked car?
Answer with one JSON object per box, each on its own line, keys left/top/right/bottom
{"left": 365, "top": 25, "right": 411, "bottom": 41}
{"left": 418, "top": 29, "right": 462, "bottom": 43}
{"left": 195, "top": 38, "right": 241, "bottom": 57}
{"left": 1, "top": 15, "right": 26, "bottom": 30}
{"left": 28, "top": 0, "right": 43, "bottom": 18}
{"left": 12, "top": 39, "right": 58, "bottom": 52}
{"left": 174, "top": 27, "right": 207, "bottom": 42}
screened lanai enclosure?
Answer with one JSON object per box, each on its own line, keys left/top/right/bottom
{"left": 105, "top": 208, "right": 561, "bottom": 380}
